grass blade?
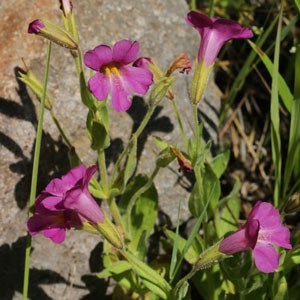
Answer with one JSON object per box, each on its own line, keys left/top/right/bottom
{"left": 270, "top": 5, "right": 283, "bottom": 207}
{"left": 170, "top": 182, "right": 216, "bottom": 284}
{"left": 169, "top": 199, "right": 183, "bottom": 281}
{"left": 283, "top": 45, "right": 300, "bottom": 201}
{"left": 248, "top": 40, "right": 293, "bottom": 112}
{"left": 23, "top": 42, "right": 52, "bottom": 300}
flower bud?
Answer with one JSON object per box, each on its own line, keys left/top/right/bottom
{"left": 28, "top": 19, "right": 78, "bottom": 49}
{"left": 18, "top": 70, "right": 52, "bottom": 110}
{"left": 169, "top": 146, "right": 193, "bottom": 172}
{"left": 195, "top": 241, "right": 227, "bottom": 270}
{"left": 190, "top": 60, "right": 213, "bottom": 104}
{"left": 149, "top": 76, "right": 176, "bottom": 107}
{"left": 96, "top": 211, "right": 124, "bottom": 249}
{"left": 285, "top": 192, "right": 300, "bottom": 214}
{"left": 59, "top": 0, "right": 73, "bottom": 17}
{"left": 166, "top": 52, "right": 192, "bottom": 76}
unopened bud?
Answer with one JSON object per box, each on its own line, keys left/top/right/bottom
{"left": 195, "top": 241, "right": 227, "bottom": 270}
{"left": 18, "top": 70, "right": 52, "bottom": 110}
{"left": 149, "top": 76, "right": 176, "bottom": 107}
{"left": 59, "top": 0, "right": 73, "bottom": 17}
{"left": 96, "top": 211, "right": 124, "bottom": 249}
{"left": 191, "top": 60, "right": 213, "bottom": 104}
{"left": 133, "top": 57, "right": 152, "bottom": 69}
{"left": 28, "top": 19, "right": 78, "bottom": 49}
{"left": 169, "top": 146, "right": 193, "bottom": 172}
{"left": 285, "top": 192, "right": 300, "bottom": 214}
{"left": 166, "top": 52, "right": 192, "bottom": 76}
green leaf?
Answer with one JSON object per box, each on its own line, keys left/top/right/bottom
{"left": 295, "top": 0, "right": 300, "bottom": 12}
{"left": 171, "top": 183, "right": 216, "bottom": 282}
{"left": 169, "top": 199, "right": 182, "bottom": 280}
{"left": 119, "top": 175, "right": 158, "bottom": 258}
{"left": 124, "top": 138, "right": 137, "bottom": 185}
{"left": 89, "top": 177, "right": 106, "bottom": 199}
{"left": 91, "top": 119, "right": 110, "bottom": 150}
{"left": 284, "top": 45, "right": 300, "bottom": 195}
{"left": 282, "top": 246, "right": 300, "bottom": 274}
{"left": 165, "top": 229, "right": 199, "bottom": 264}
{"left": 156, "top": 147, "right": 176, "bottom": 168}
{"left": 248, "top": 40, "right": 293, "bottom": 113}
{"left": 215, "top": 194, "right": 240, "bottom": 238}
{"left": 270, "top": 6, "right": 283, "bottom": 206}
{"left": 273, "top": 276, "right": 288, "bottom": 300}
{"left": 87, "top": 104, "right": 110, "bottom": 151}
{"left": 176, "top": 281, "right": 190, "bottom": 300}
{"left": 97, "top": 261, "right": 132, "bottom": 278}
{"left": 121, "top": 250, "right": 171, "bottom": 299}
{"left": 210, "top": 149, "right": 230, "bottom": 178}
{"left": 189, "top": 164, "right": 220, "bottom": 217}
{"left": 152, "top": 135, "right": 169, "bottom": 150}
{"left": 80, "top": 72, "right": 94, "bottom": 109}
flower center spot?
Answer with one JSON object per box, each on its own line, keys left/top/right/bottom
{"left": 101, "top": 63, "right": 120, "bottom": 77}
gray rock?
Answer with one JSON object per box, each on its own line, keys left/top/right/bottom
{"left": 0, "top": 0, "right": 221, "bottom": 299}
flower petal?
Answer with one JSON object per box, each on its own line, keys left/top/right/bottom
{"left": 61, "top": 164, "right": 87, "bottom": 186}
{"left": 245, "top": 219, "right": 260, "bottom": 249}
{"left": 27, "top": 212, "right": 65, "bottom": 235}
{"left": 44, "top": 178, "right": 66, "bottom": 196}
{"left": 40, "top": 195, "right": 64, "bottom": 211}
{"left": 253, "top": 243, "right": 279, "bottom": 273}
{"left": 110, "top": 75, "right": 132, "bottom": 112}
{"left": 84, "top": 50, "right": 102, "bottom": 71}
{"left": 120, "top": 66, "right": 153, "bottom": 95}
{"left": 112, "top": 40, "right": 139, "bottom": 64}
{"left": 43, "top": 228, "right": 66, "bottom": 243}
{"left": 133, "top": 57, "right": 152, "bottom": 69}
{"left": 82, "top": 165, "right": 97, "bottom": 192}
{"left": 185, "top": 11, "right": 212, "bottom": 32}
{"left": 63, "top": 189, "right": 104, "bottom": 224}
{"left": 259, "top": 226, "right": 292, "bottom": 249}
{"left": 88, "top": 73, "right": 110, "bottom": 101}
{"left": 93, "top": 45, "right": 113, "bottom": 65}
{"left": 213, "top": 18, "right": 253, "bottom": 40}
{"left": 248, "top": 201, "right": 282, "bottom": 229}
{"left": 219, "top": 227, "right": 250, "bottom": 254}
{"left": 84, "top": 45, "right": 112, "bottom": 71}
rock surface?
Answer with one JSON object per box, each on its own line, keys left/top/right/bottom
{"left": 0, "top": 0, "right": 221, "bottom": 299}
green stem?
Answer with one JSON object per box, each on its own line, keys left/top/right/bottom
{"left": 98, "top": 149, "right": 124, "bottom": 230}
{"left": 111, "top": 106, "right": 155, "bottom": 184}
{"left": 23, "top": 42, "right": 52, "bottom": 300}
{"left": 50, "top": 110, "right": 73, "bottom": 149}
{"left": 172, "top": 98, "right": 188, "bottom": 150}
{"left": 174, "top": 267, "right": 197, "bottom": 296}
{"left": 98, "top": 149, "right": 109, "bottom": 196}
{"left": 208, "top": 0, "right": 215, "bottom": 17}
{"left": 107, "top": 195, "right": 124, "bottom": 229}
{"left": 193, "top": 104, "right": 200, "bottom": 158}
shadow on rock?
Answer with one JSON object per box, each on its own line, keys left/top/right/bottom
{"left": 0, "top": 67, "right": 70, "bottom": 209}
{"left": 80, "top": 242, "right": 111, "bottom": 300}
{"left": 0, "top": 236, "right": 68, "bottom": 300}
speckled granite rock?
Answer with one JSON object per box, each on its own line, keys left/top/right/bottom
{"left": 0, "top": 0, "right": 221, "bottom": 299}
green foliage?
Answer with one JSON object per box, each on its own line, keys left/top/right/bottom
{"left": 119, "top": 175, "right": 158, "bottom": 259}
{"left": 189, "top": 163, "right": 221, "bottom": 217}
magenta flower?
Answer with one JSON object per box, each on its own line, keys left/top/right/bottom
{"left": 84, "top": 39, "right": 153, "bottom": 112}
{"left": 28, "top": 19, "right": 45, "bottom": 34}
{"left": 219, "top": 201, "right": 292, "bottom": 273}
{"left": 27, "top": 164, "right": 103, "bottom": 243}
{"left": 186, "top": 11, "right": 253, "bottom": 66}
